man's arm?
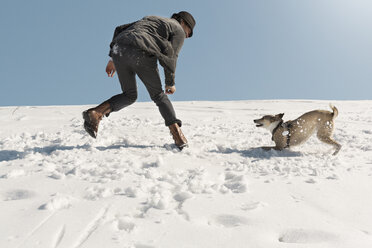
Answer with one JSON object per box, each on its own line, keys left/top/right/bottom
{"left": 163, "top": 28, "right": 185, "bottom": 87}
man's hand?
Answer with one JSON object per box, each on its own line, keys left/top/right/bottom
{"left": 165, "top": 85, "right": 176, "bottom": 95}
{"left": 106, "top": 60, "right": 116, "bottom": 77}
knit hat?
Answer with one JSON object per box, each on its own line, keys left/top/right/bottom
{"left": 171, "top": 11, "right": 196, "bottom": 37}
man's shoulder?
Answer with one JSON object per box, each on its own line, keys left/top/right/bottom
{"left": 143, "top": 15, "right": 169, "bottom": 21}
{"left": 142, "top": 16, "right": 180, "bottom": 27}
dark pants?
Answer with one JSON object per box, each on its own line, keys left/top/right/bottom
{"left": 107, "top": 46, "right": 181, "bottom": 127}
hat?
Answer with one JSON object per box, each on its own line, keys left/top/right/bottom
{"left": 172, "top": 11, "right": 196, "bottom": 37}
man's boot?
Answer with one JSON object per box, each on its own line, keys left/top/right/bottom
{"left": 169, "top": 123, "right": 188, "bottom": 150}
{"left": 82, "top": 101, "right": 111, "bottom": 138}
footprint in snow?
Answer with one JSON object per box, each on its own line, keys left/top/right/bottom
{"left": 240, "top": 201, "right": 266, "bottom": 211}
{"left": 210, "top": 214, "right": 250, "bottom": 228}
{"left": 38, "top": 194, "right": 72, "bottom": 210}
{"left": 278, "top": 228, "right": 339, "bottom": 244}
{"left": 14, "top": 115, "right": 27, "bottom": 121}
{"left": 305, "top": 178, "right": 317, "bottom": 184}
{"left": 3, "top": 189, "right": 35, "bottom": 201}
{"left": 362, "top": 130, "right": 372, "bottom": 135}
{"left": 115, "top": 216, "right": 136, "bottom": 232}
{"left": 135, "top": 244, "right": 156, "bottom": 248}
{"left": 221, "top": 172, "right": 248, "bottom": 193}
{"left": 173, "top": 192, "right": 193, "bottom": 203}
{"left": 1, "top": 169, "right": 26, "bottom": 179}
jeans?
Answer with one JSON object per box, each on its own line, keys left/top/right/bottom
{"left": 107, "top": 46, "right": 181, "bottom": 127}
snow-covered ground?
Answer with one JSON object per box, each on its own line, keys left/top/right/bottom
{"left": 1, "top": 100, "right": 372, "bottom": 248}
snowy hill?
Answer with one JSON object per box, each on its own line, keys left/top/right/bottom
{"left": 1, "top": 100, "right": 372, "bottom": 248}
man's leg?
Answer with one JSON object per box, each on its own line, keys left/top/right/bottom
{"left": 134, "top": 53, "right": 187, "bottom": 149}
{"left": 134, "top": 55, "right": 181, "bottom": 127}
{"left": 108, "top": 53, "right": 138, "bottom": 112}
{"left": 82, "top": 49, "right": 138, "bottom": 138}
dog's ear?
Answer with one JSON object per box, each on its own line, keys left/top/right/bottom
{"left": 277, "top": 113, "right": 284, "bottom": 119}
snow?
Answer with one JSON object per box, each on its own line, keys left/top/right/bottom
{"left": 1, "top": 100, "right": 372, "bottom": 248}
{"left": 282, "top": 130, "right": 289, "bottom": 136}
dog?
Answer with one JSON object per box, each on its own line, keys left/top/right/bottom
{"left": 253, "top": 104, "right": 341, "bottom": 155}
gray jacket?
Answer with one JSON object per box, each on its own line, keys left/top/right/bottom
{"left": 109, "top": 16, "right": 185, "bottom": 86}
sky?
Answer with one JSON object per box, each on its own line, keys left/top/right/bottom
{"left": 1, "top": 0, "right": 371, "bottom": 106}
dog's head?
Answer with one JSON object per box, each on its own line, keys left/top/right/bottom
{"left": 254, "top": 113, "right": 284, "bottom": 129}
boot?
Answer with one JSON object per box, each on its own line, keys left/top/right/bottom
{"left": 169, "top": 123, "right": 188, "bottom": 150}
{"left": 82, "top": 101, "right": 111, "bottom": 138}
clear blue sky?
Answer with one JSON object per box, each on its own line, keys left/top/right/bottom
{"left": 1, "top": 0, "right": 371, "bottom": 106}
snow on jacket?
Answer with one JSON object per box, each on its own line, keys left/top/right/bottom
{"left": 109, "top": 16, "right": 186, "bottom": 86}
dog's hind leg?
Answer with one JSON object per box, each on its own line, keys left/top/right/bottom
{"left": 317, "top": 134, "right": 342, "bottom": 155}
{"left": 317, "top": 120, "right": 341, "bottom": 155}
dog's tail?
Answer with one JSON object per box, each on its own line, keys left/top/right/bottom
{"left": 329, "top": 103, "right": 338, "bottom": 119}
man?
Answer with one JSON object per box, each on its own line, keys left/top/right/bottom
{"left": 83, "top": 11, "right": 195, "bottom": 150}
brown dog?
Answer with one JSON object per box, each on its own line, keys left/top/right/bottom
{"left": 254, "top": 104, "right": 341, "bottom": 155}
